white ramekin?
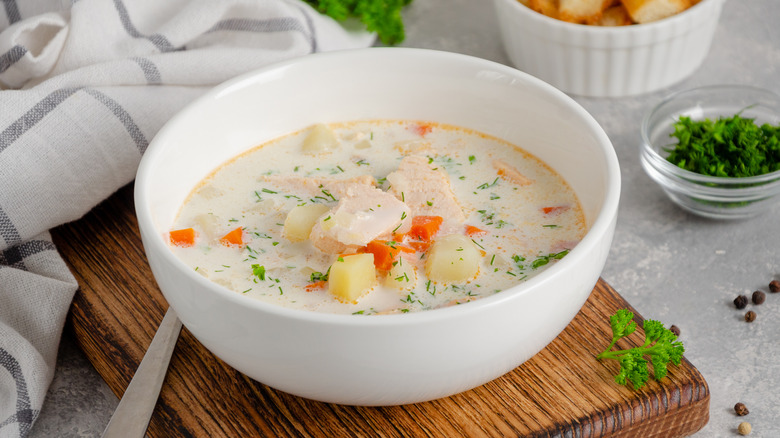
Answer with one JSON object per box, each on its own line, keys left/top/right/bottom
{"left": 493, "top": 0, "right": 726, "bottom": 97}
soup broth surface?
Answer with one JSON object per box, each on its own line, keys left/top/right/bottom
{"left": 170, "top": 120, "right": 586, "bottom": 315}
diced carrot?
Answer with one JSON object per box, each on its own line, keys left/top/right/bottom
{"left": 363, "top": 240, "right": 413, "bottom": 271}
{"left": 465, "top": 225, "right": 487, "bottom": 237}
{"left": 305, "top": 280, "right": 327, "bottom": 292}
{"left": 169, "top": 228, "right": 196, "bottom": 247}
{"left": 541, "top": 206, "right": 570, "bottom": 215}
{"left": 408, "top": 216, "right": 443, "bottom": 242}
{"left": 219, "top": 227, "right": 244, "bottom": 247}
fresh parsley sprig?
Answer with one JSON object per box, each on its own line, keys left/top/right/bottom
{"left": 303, "top": 0, "right": 413, "bottom": 45}
{"left": 597, "top": 309, "right": 685, "bottom": 389}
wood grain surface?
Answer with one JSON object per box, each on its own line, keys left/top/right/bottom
{"left": 52, "top": 183, "right": 710, "bottom": 437}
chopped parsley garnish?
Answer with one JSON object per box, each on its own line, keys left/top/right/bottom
{"left": 477, "top": 209, "right": 510, "bottom": 229}
{"left": 531, "top": 249, "right": 570, "bottom": 269}
{"left": 477, "top": 177, "right": 499, "bottom": 190}
{"left": 665, "top": 113, "right": 780, "bottom": 177}
{"left": 251, "top": 264, "right": 266, "bottom": 281}
{"left": 310, "top": 270, "right": 329, "bottom": 282}
{"left": 321, "top": 189, "right": 337, "bottom": 202}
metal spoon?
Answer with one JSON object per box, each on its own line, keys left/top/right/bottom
{"left": 101, "top": 307, "right": 182, "bottom": 438}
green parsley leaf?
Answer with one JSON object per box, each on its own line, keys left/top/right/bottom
{"left": 251, "top": 264, "right": 266, "bottom": 281}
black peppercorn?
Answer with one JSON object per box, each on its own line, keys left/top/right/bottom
{"left": 734, "top": 294, "right": 749, "bottom": 309}
{"left": 770, "top": 280, "right": 780, "bottom": 293}
{"left": 745, "top": 311, "right": 756, "bottom": 323}
{"left": 752, "top": 290, "right": 766, "bottom": 305}
{"left": 735, "top": 402, "right": 749, "bottom": 416}
{"left": 669, "top": 325, "right": 680, "bottom": 337}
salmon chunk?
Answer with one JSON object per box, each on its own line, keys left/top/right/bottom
{"left": 309, "top": 184, "right": 412, "bottom": 254}
{"left": 385, "top": 155, "right": 466, "bottom": 227}
{"left": 493, "top": 159, "right": 533, "bottom": 186}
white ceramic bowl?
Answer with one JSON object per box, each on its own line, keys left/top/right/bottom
{"left": 492, "top": 0, "right": 726, "bottom": 97}
{"left": 135, "top": 48, "right": 620, "bottom": 405}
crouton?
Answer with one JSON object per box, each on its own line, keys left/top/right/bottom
{"left": 593, "top": 4, "right": 633, "bottom": 25}
{"left": 621, "top": 0, "right": 690, "bottom": 23}
{"left": 559, "top": 0, "right": 613, "bottom": 23}
{"left": 529, "top": 0, "right": 560, "bottom": 19}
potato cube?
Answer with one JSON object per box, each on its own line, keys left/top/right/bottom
{"left": 302, "top": 123, "right": 339, "bottom": 154}
{"left": 383, "top": 256, "right": 417, "bottom": 291}
{"left": 329, "top": 253, "right": 376, "bottom": 303}
{"left": 425, "top": 235, "right": 481, "bottom": 283}
{"left": 193, "top": 213, "right": 220, "bottom": 240}
{"left": 283, "top": 204, "right": 330, "bottom": 242}
{"left": 354, "top": 139, "right": 372, "bottom": 149}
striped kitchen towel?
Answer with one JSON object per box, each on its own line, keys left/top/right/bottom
{"left": 0, "top": 0, "right": 373, "bottom": 436}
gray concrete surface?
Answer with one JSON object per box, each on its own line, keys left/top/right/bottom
{"left": 31, "top": 0, "right": 780, "bottom": 436}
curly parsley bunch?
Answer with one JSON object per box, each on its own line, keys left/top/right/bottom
{"left": 304, "top": 0, "right": 413, "bottom": 45}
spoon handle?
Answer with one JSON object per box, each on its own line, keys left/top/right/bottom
{"left": 101, "top": 307, "right": 182, "bottom": 438}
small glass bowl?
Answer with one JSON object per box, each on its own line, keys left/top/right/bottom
{"left": 640, "top": 85, "right": 780, "bottom": 219}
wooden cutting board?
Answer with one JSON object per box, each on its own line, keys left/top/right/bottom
{"left": 51, "top": 183, "right": 709, "bottom": 437}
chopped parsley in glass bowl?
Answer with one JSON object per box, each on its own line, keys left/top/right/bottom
{"left": 640, "top": 85, "right": 780, "bottom": 219}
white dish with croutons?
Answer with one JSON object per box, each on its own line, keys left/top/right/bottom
{"left": 494, "top": 0, "right": 727, "bottom": 97}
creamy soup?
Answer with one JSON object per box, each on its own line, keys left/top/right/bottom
{"left": 169, "top": 120, "right": 586, "bottom": 315}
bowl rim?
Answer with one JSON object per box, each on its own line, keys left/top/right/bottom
{"left": 135, "top": 47, "right": 621, "bottom": 327}
{"left": 494, "top": 0, "right": 723, "bottom": 34}
{"left": 640, "top": 84, "right": 780, "bottom": 187}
